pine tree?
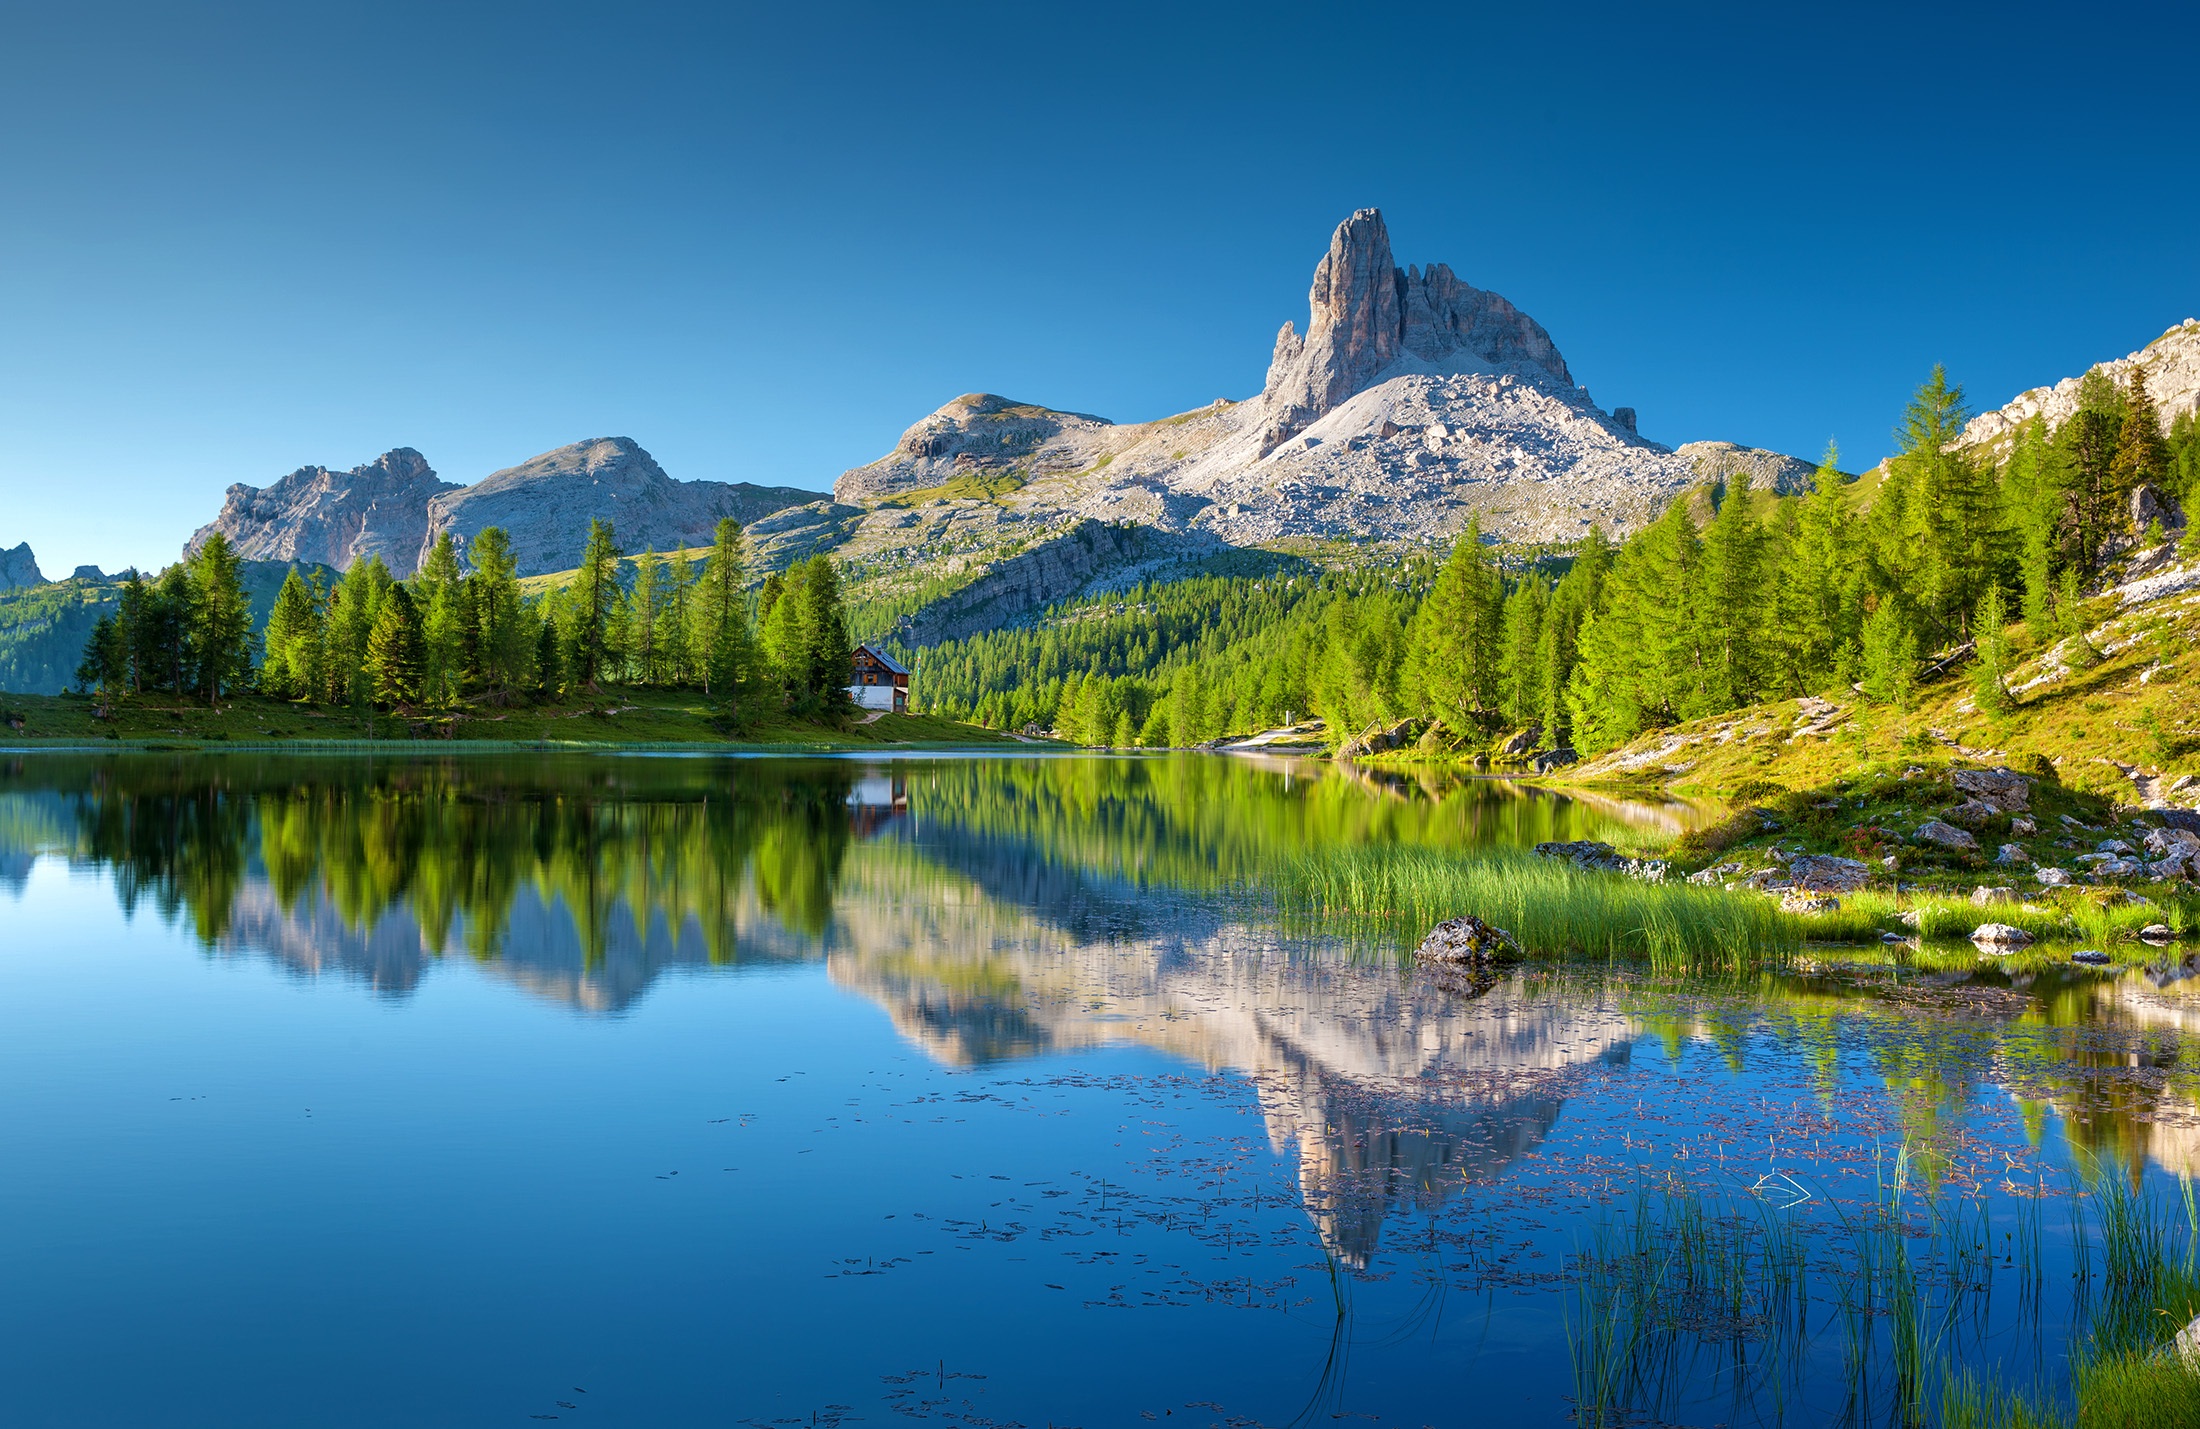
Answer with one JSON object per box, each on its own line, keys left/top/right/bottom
{"left": 571, "top": 518, "right": 622, "bottom": 689}
{"left": 467, "top": 527, "right": 529, "bottom": 700}
{"left": 1696, "top": 473, "right": 1765, "bottom": 711}
{"left": 74, "top": 614, "right": 128, "bottom": 701}
{"left": 1892, "top": 366, "right": 1994, "bottom": 642}
{"left": 692, "top": 519, "right": 752, "bottom": 701}
{"left": 1498, "top": 576, "right": 1548, "bottom": 729}
{"left": 2003, "top": 419, "right": 2059, "bottom": 640}
{"left": 366, "top": 584, "right": 425, "bottom": 706}
{"left": 1408, "top": 521, "right": 1501, "bottom": 726}
{"left": 1972, "top": 584, "right": 2014, "bottom": 717}
{"left": 627, "top": 550, "right": 661, "bottom": 685}
{"left": 260, "top": 568, "right": 322, "bottom": 700}
{"left": 1859, "top": 599, "right": 1918, "bottom": 709}
{"left": 658, "top": 548, "right": 695, "bottom": 686}
{"left": 2110, "top": 365, "right": 2170, "bottom": 527}
{"left": 326, "top": 558, "right": 392, "bottom": 708}
{"left": 422, "top": 583, "right": 468, "bottom": 706}
{"left": 2053, "top": 369, "right": 2127, "bottom": 576}
{"left": 1771, "top": 445, "right": 1858, "bottom": 694}
{"left": 186, "top": 532, "right": 254, "bottom": 706}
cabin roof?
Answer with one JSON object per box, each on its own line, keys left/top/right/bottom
{"left": 853, "top": 643, "right": 910, "bottom": 676}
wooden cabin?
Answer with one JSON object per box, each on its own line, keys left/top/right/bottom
{"left": 847, "top": 644, "right": 910, "bottom": 713}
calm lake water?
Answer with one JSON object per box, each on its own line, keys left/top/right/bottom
{"left": 1, "top": 752, "right": 2195, "bottom": 1427}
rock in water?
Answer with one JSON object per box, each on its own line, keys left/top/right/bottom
{"left": 1414, "top": 916, "right": 1522, "bottom": 965}
{"left": 1971, "top": 923, "right": 2034, "bottom": 948}
{"left": 2139, "top": 924, "right": 2176, "bottom": 943}
{"left": 2071, "top": 949, "right": 2113, "bottom": 966}
{"left": 1916, "top": 819, "right": 1980, "bottom": 852}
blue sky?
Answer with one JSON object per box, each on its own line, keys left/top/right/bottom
{"left": 3, "top": 0, "right": 2196, "bottom": 575}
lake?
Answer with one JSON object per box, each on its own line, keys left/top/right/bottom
{"left": 0, "top": 751, "right": 2194, "bottom": 1426}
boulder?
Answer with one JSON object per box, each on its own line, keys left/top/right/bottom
{"left": 2140, "top": 924, "right": 2177, "bottom": 943}
{"left": 1498, "top": 725, "right": 1541, "bottom": 757}
{"left": 1415, "top": 916, "right": 1522, "bottom": 965}
{"left": 2011, "top": 817, "right": 2038, "bottom": 836}
{"left": 2132, "top": 482, "right": 2188, "bottom": 536}
{"left": 1971, "top": 923, "right": 2034, "bottom": 948}
{"left": 1943, "top": 799, "right": 2004, "bottom": 831}
{"left": 2145, "top": 827, "right": 2200, "bottom": 857}
{"left": 1781, "top": 891, "right": 1841, "bottom": 915}
{"left": 1951, "top": 767, "right": 2032, "bottom": 813}
{"left": 2071, "top": 949, "right": 2113, "bottom": 966}
{"left": 1786, "top": 854, "right": 1870, "bottom": 894}
{"left": 1916, "top": 819, "right": 1980, "bottom": 852}
{"left": 1531, "top": 747, "right": 1579, "bottom": 773}
{"left": 1536, "top": 841, "right": 1668, "bottom": 881}
{"left": 2097, "top": 838, "right": 2135, "bottom": 855}
{"left": 2037, "top": 867, "right": 2075, "bottom": 887}
{"left": 1995, "top": 843, "right": 2032, "bottom": 866}
{"left": 1970, "top": 886, "right": 2018, "bottom": 906}
{"left": 1336, "top": 719, "right": 1423, "bottom": 759}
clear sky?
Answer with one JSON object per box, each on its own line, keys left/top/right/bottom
{"left": 4, "top": 0, "right": 2196, "bottom": 576}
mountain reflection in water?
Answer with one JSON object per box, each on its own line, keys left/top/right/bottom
{"left": 0, "top": 752, "right": 1679, "bottom": 1266}
{"left": 8, "top": 751, "right": 2200, "bottom": 1275}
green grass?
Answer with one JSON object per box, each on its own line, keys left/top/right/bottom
{"left": 1280, "top": 844, "right": 1801, "bottom": 973}
{"left": 0, "top": 688, "right": 1019, "bottom": 750}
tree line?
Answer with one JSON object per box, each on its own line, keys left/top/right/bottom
{"left": 917, "top": 363, "right": 2198, "bottom": 751}
{"left": 78, "top": 517, "right": 860, "bottom": 723}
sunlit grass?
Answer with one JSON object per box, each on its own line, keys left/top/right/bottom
{"left": 1280, "top": 845, "right": 1800, "bottom": 973}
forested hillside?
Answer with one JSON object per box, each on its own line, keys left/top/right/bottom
{"left": 920, "top": 364, "right": 2200, "bottom": 757}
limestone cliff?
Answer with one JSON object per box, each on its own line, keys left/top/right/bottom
{"left": 186, "top": 440, "right": 821, "bottom": 578}
{"left": 420, "top": 437, "right": 820, "bottom": 576}
{"left": 1959, "top": 318, "right": 2200, "bottom": 457}
{"left": 186, "top": 449, "right": 455, "bottom": 575}
{"left": 0, "top": 542, "right": 44, "bottom": 591}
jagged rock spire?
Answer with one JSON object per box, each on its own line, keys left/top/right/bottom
{"left": 1254, "top": 208, "right": 1571, "bottom": 453}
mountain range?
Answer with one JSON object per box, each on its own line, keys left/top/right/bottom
{"left": 6, "top": 207, "right": 2200, "bottom": 690}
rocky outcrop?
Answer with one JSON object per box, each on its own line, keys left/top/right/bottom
{"left": 186, "top": 440, "right": 821, "bottom": 580}
{"left": 185, "top": 449, "right": 457, "bottom": 575}
{"left": 835, "top": 394, "right": 1117, "bottom": 503}
{"left": 0, "top": 542, "right": 43, "bottom": 590}
{"left": 1251, "top": 209, "right": 1571, "bottom": 455}
{"left": 1959, "top": 318, "right": 2200, "bottom": 456}
{"left": 820, "top": 208, "right": 1817, "bottom": 577}
{"left": 420, "top": 437, "right": 819, "bottom": 576}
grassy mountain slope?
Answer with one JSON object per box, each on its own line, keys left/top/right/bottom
{"left": 1570, "top": 555, "right": 2200, "bottom": 807}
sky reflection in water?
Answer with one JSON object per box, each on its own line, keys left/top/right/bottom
{"left": 0, "top": 753, "right": 2196, "bottom": 1427}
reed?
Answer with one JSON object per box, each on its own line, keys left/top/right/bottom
{"left": 1281, "top": 846, "right": 1799, "bottom": 973}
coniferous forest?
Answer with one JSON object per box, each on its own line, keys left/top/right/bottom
{"left": 72, "top": 517, "right": 859, "bottom": 727}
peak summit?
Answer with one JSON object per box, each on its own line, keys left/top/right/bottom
{"left": 1253, "top": 208, "right": 1571, "bottom": 453}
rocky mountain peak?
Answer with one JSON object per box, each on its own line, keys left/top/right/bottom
{"left": 1959, "top": 318, "right": 2200, "bottom": 457}
{"left": 1251, "top": 208, "right": 1573, "bottom": 455}
{"left": 0, "top": 542, "right": 44, "bottom": 591}
{"left": 186, "top": 448, "right": 457, "bottom": 576}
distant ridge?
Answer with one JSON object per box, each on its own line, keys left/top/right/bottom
{"left": 187, "top": 441, "right": 821, "bottom": 578}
